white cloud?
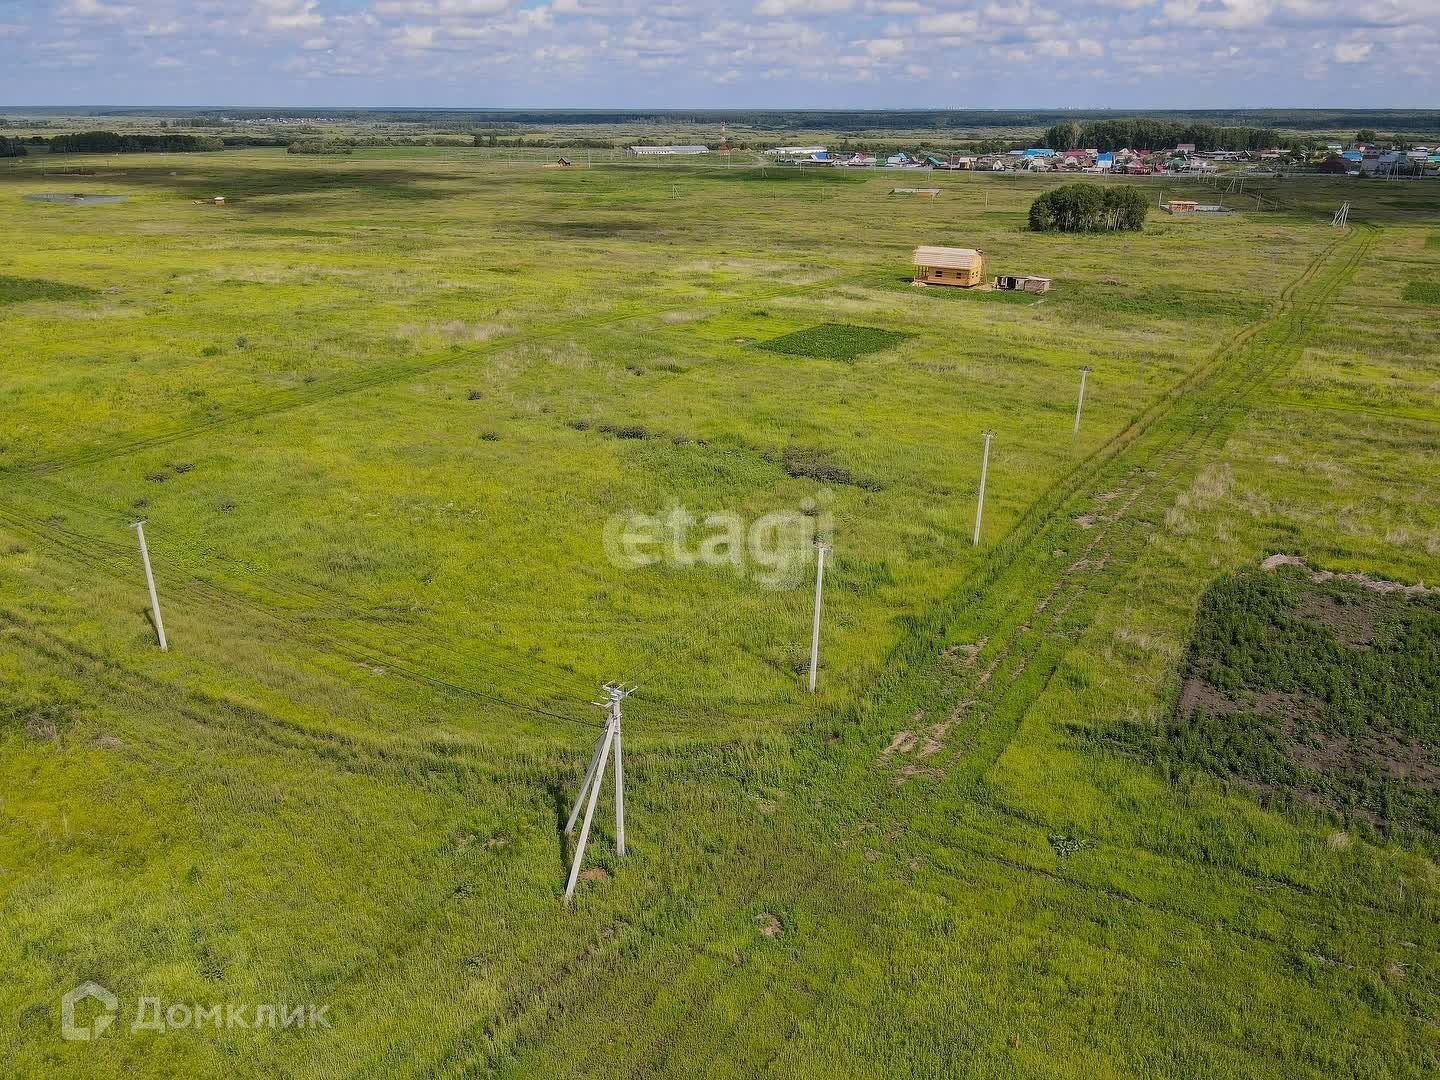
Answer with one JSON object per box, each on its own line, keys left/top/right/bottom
{"left": 395, "top": 24, "right": 437, "bottom": 46}
{"left": 59, "top": 0, "right": 138, "bottom": 20}
{"left": 534, "top": 43, "right": 590, "bottom": 60}
{"left": 754, "top": 0, "right": 855, "bottom": 15}
{"left": 865, "top": 1, "right": 925, "bottom": 13}
{"left": 860, "top": 37, "right": 905, "bottom": 57}
{"left": 1333, "top": 40, "right": 1371, "bottom": 62}
{"left": 374, "top": 0, "right": 513, "bottom": 14}
{"left": 1160, "top": 0, "right": 1272, "bottom": 30}
{"left": 917, "top": 12, "right": 977, "bottom": 34}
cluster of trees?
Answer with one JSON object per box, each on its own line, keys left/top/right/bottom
{"left": 0, "top": 137, "right": 26, "bottom": 157}
{"left": 1042, "top": 118, "right": 1282, "bottom": 152}
{"left": 1028, "top": 184, "right": 1148, "bottom": 233}
{"left": 471, "top": 134, "right": 621, "bottom": 149}
{"left": 49, "top": 131, "right": 224, "bottom": 153}
{"left": 286, "top": 140, "right": 353, "bottom": 155}
{"left": 328, "top": 135, "right": 471, "bottom": 147}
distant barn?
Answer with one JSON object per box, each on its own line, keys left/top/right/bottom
{"left": 912, "top": 246, "right": 984, "bottom": 288}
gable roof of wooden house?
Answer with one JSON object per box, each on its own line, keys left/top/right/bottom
{"left": 912, "top": 246, "right": 982, "bottom": 270}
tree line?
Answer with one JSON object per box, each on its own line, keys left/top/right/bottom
{"left": 286, "top": 141, "right": 354, "bottom": 155}
{"left": 1029, "top": 184, "right": 1149, "bottom": 233}
{"left": 49, "top": 131, "right": 224, "bottom": 154}
{"left": 0, "top": 137, "right": 26, "bottom": 157}
{"left": 1042, "top": 118, "right": 1283, "bottom": 152}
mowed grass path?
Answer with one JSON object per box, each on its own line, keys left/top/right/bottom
{"left": 2, "top": 154, "right": 1436, "bottom": 1076}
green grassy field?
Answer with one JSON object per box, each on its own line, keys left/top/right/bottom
{"left": 1, "top": 149, "right": 1437, "bottom": 1076}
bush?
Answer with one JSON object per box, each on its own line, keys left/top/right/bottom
{"left": 1029, "top": 184, "right": 1148, "bottom": 233}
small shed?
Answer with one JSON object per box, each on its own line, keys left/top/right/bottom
{"left": 912, "top": 246, "right": 984, "bottom": 287}
{"left": 1163, "top": 199, "right": 1197, "bottom": 214}
{"left": 994, "top": 275, "right": 1051, "bottom": 293}
{"left": 213, "top": 195, "right": 225, "bottom": 206}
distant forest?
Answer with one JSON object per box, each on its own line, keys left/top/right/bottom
{"left": 48, "top": 131, "right": 224, "bottom": 153}
{"left": 1042, "top": 118, "right": 1284, "bottom": 151}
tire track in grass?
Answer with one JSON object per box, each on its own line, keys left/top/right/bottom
{"left": 909, "top": 223, "right": 1375, "bottom": 783}
{"left": 0, "top": 504, "right": 605, "bottom": 730}
{"left": 940, "top": 224, "right": 1377, "bottom": 786}
{"left": 0, "top": 607, "right": 571, "bottom": 788}
{"left": 891, "top": 229, "right": 1366, "bottom": 783}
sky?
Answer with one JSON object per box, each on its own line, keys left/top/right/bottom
{"left": 3, "top": 0, "right": 1437, "bottom": 110}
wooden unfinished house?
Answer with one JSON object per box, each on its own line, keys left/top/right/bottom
{"left": 912, "top": 246, "right": 984, "bottom": 287}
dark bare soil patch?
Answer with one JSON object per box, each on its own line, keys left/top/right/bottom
{"left": 1108, "top": 563, "right": 1440, "bottom": 837}
{"left": 538, "top": 220, "right": 665, "bottom": 239}
{"left": 779, "top": 445, "right": 882, "bottom": 490}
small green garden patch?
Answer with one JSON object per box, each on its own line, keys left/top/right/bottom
{"left": 1402, "top": 279, "right": 1440, "bottom": 305}
{"left": 757, "top": 323, "right": 908, "bottom": 361}
{"left": 0, "top": 275, "right": 97, "bottom": 305}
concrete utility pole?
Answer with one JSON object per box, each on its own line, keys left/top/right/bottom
{"left": 808, "top": 542, "right": 830, "bottom": 694}
{"left": 130, "top": 520, "right": 167, "bottom": 650}
{"left": 973, "top": 432, "right": 994, "bottom": 547}
{"left": 612, "top": 688, "right": 626, "bottom": 857}
{"left": 1074, "top": 366, "right": 1092, "bottom": 435}
{"left": 564, "top": 683, "right": 634, "bottom": 905}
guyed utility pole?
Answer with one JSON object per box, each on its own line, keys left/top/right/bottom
{"left": 808, "top": 541, "right": 830, "bottom": 694}
{"left": 973, "top": 432, "right": 994, "bottom": 547}
{"left": 1074, "top": 366, "right": 1091, "bottom": 436}
{"left": 130, "top": 520, "right": 167, "bottom": 650}
{"left": 564, "top": 683, "right": 634, "bottom": 905}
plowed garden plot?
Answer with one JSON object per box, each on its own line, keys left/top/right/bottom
{"left": 1126, "top": 563, "right": 1440, "bottom": 835}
